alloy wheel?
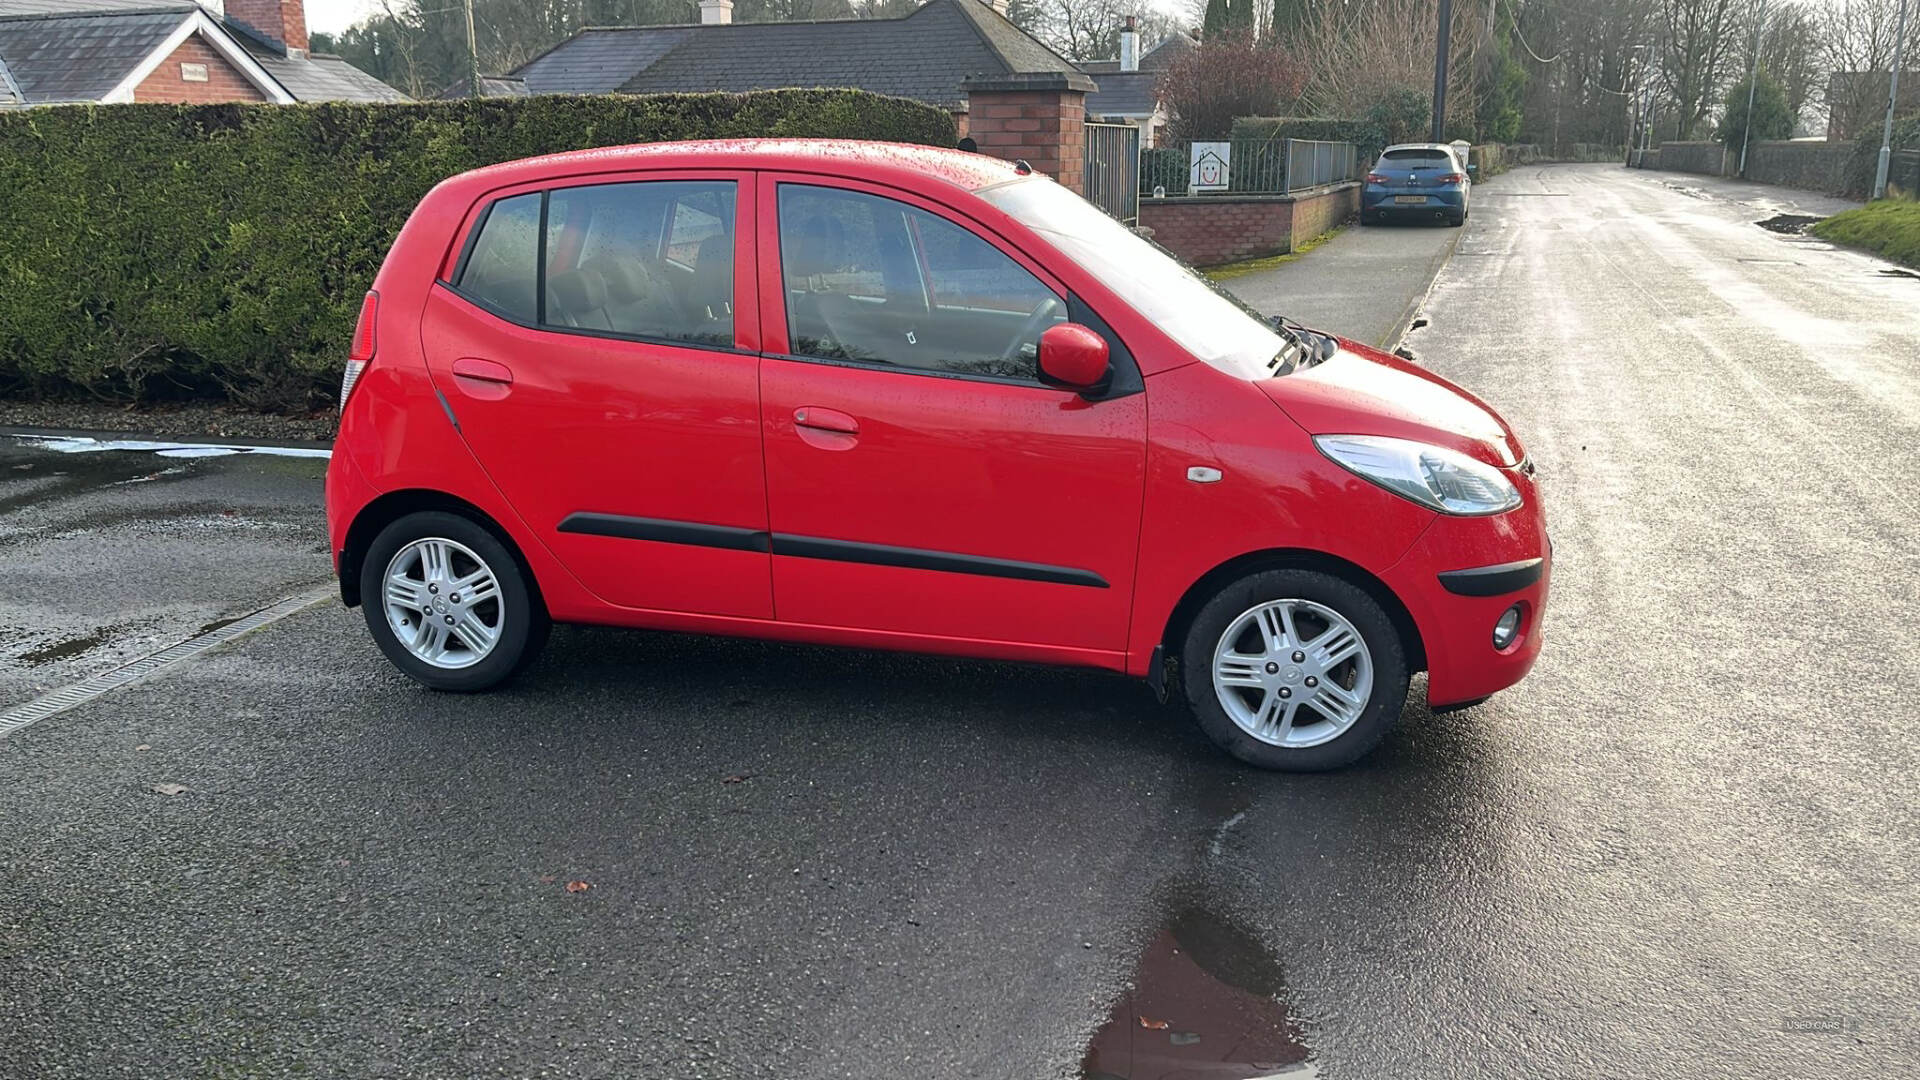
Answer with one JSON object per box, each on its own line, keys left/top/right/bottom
{"left": 1211, "top": 598, "right": 1374, "bottom": 748}
{"left": 382, "top": 537, "right": 504, "bottom": 670}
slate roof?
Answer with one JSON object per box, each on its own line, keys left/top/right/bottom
{"left": 232, "top": 28, "right": 408, "bottom": 102}
{"left": 507, "top": 0, "right": 1082, "bottom": 110}
{"left": 0, "top": 5, "right": 189, "bottom": 104}
{"left": 1082, "top": 70, "right": 1156, "bottom": 118}
{"left": 0, "top": 1, "right": 405, "bottom": 106}
{"left": 438, "top": 73, "right": 529, "bottom": 99}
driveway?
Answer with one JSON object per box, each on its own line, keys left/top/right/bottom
{"left": 2, "top": 163, "right": 1916, "bottom": 1079}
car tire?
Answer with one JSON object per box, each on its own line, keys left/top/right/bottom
{"left": 359, "top": 510, "right": 547, "bottom": 692}
{"left": 1179, "top": 569, "right": 1409, "bottom": 771}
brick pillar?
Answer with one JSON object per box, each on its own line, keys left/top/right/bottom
{"left": 961, "top": 72, "right": 1095, "bottom": 195}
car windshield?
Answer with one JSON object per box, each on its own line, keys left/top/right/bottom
{"left": 977, "top": 178, "right": 1290, "bottom": 380}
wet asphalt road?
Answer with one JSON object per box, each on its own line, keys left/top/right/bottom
{"left": 3, "top": 164, "right": 1918, "bottom": 1078}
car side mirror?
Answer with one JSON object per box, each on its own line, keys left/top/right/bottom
{"left": 1037, "top": 323, "right": 1111, "bottom": 395}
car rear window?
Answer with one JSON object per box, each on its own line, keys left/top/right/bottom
{"left": 1381, "top": 149, "right": 1454, "bottom": 164}
{"left": 454, "top": 193, "right": 540, "bottom": 323}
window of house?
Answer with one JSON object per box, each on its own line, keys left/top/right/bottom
{"left": 543, "top": 180, "right": 737, "bottom": 346}
{"left": 454, "top": 192, "right": 541, "bottom": 324}
{"left": 777, "top": 184, "right": 1066, "bottom": 380}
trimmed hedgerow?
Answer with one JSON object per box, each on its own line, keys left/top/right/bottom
{"left": 0, "top": 91, "right": 956, "bottom": 409}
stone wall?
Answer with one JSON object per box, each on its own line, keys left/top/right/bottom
{"left": 1644, "top": 139, "right": 1858, "bottom": 195}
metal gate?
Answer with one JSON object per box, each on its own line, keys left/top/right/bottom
{"left": 1083, "top": 122, "right": 1141, "bottom": 223}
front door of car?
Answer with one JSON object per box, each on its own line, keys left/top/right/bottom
{"left": 754, "top": 175, "right": 1146, "bottom": 656}
{"left": 420, "top": 172, "right": 772, "bottom": 618}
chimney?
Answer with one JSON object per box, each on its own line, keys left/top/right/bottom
{"left": 225, "top": 0, "right": 308, "bottom": 56}
{"left": 1119, "top": 15, "right": 1138, "bottom": 72}
{"left": 699, "top": 0, "right": 734, "bottom": 24}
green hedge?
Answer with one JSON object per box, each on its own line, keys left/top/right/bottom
{"left": 0, "top": 91, "right": 955, "bottom": 409}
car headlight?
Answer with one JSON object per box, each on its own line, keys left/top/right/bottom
{"left": 1314, "top": 434, "right": 1521, "bottom": 516}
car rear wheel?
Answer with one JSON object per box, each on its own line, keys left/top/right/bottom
{"left": 360, "top": 510, "right": 547, "bottom": 691}
{"left": 1180, "top": 569, "right": 1408, "bottom": 771}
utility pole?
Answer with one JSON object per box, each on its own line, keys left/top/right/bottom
{"left": 464, "top": 0, "right": 481, "bottom": 100}
{"left": 1739, "top": 0, "right": 1764, "bottom": 177}
{"left": 1432, "top": 0, "right": 1453, "bottom": 141}
{"left": 1872, "top": 0, "right": 1910, "bottom": 199}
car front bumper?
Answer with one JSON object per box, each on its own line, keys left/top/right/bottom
{"left": 1381, "top": 493, "right": 1550, "bottom": 707}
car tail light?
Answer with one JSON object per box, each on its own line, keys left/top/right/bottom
{"left": 1365, "top": 172, "right": 1387, "bottom": 184}
{"left": 341, "top": 290, "right": 378, "bottom": 409}
{"left": 1439, "top": 172, "right": 1466, "bottom": 184}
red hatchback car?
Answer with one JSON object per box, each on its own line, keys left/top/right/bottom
{"left": 326, "top": 139, "right": 1548, "bottom": 771}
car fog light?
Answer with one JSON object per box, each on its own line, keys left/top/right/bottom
{"left": 1492, "top": 605, "right": 1523, "bottom": 650}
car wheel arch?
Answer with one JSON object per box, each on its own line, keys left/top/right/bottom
{"left": 340, "top": 489, "right": 543, "bottom": 615}
{"left": 1161, "top": 548, "right": 1426, "bottom": 674}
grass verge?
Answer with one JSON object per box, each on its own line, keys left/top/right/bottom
{"left": 1808, "top": 200, "right": 1920, "bottom": 269}
{"left": 1204, "top": 226, "right": 1346, "bottom": 281}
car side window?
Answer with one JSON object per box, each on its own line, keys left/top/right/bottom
{"left": 542, "top": 180, "right": 736, "bottom": 347}
{"left": 778, "top": 184, "right": 1066, "bottom": 380}
{"left": 454, "top": 192, "right": 541, "bottom": 323}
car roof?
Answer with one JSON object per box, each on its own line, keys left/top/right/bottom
{"left": 439, "top": 139, "right": 1022, "bottom": 199}
{"left": 1380, "top": 143, "right": 1457, "bottom": 153}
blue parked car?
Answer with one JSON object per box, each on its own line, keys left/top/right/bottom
{"left": 1360, "top": 143, "right": 1474, "bottom": 227}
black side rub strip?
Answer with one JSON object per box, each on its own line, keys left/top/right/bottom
{"left": 557, "top": 513, "right": 1108, "bottom": 588}
{"left": 558, "top": 513, "right": 770, "bottom": 553}
{"left": 1436, "top": 557, "right": 1544, "bottom": 597}
{"left": 771, "top": 535, "right": 1109, "bottom": 589}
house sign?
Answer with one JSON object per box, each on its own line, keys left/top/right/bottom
{"left": 1190, "top": 142, "right": 1230, "bottom": 192}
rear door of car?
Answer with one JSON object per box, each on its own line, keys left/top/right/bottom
{"left": 420, "top": 169, "right": 773, "bottom": 618}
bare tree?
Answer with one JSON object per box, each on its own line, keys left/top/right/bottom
{"left": 1657, "top": 0, "right": 1743, "bottom": 139}
{"left": 1816, "top": 0, "right": 1909, "bottom": 138}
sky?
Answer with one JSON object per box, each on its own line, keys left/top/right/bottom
{"left": 303, "top": 0, "right": 386, "bottom": 36}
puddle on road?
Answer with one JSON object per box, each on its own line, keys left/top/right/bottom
{"left": 1081, "top": 905, "right": 1316, "bottom": 1079}
{"left": 1755, "top": 213, "right": 1823, "bottom": 234}
{"left": 19, "top": 626, "right": 113, "bottom": 666}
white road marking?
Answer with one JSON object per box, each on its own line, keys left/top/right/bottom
{"left": 11, "top": 435, "right": 331, "bottom": 459}
{"left": 0, "top": 587, "right": 333, "bottom": 739}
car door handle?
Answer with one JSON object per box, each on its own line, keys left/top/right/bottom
{"left": 452, "top": 357, "right": 513, "bottom": 385}
{"left": 794, "top": 407, "right": 859, "bottom": 435}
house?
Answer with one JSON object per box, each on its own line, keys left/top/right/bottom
{"left": 459, "top": 0, "right": 1177, "bottom": 145}
{"left": 1078, "top": 17, "right": 1190, "bottom": 148}
{"left": 1824, "top": 70, "right": 1919, "bottom": 141}
{"left": 0, "top": 0, "right": 405, "bottom": 107}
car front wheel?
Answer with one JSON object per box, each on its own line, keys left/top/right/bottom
{"left": 360, "top": 510, "right": 547, "bottom": 691}
{"left": 1180, "top": 569, "right": 1409, "bottom": 771}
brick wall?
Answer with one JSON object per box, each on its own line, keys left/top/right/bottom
{"left": 962, "top": 73, "right": 1093, "bottom": 195}
{"left": 1136, "top": 185, "right": 1358, "bottom": 267}
{"left": 133, "top": 33, "right": 267, "bottom": 104}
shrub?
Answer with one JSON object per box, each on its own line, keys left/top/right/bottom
{"left": 1841, "top": 111, "right": 1920, "bottom": 199}
{"left": 0, "top": 91, "right": 955, "bottom": 409}
{"left": 1159, "top": 34, "right": 1309, "bottom": 141}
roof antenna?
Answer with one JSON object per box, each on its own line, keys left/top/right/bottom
{"left": 1013, "top": 159, "right": 1033, "bottom": 175}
